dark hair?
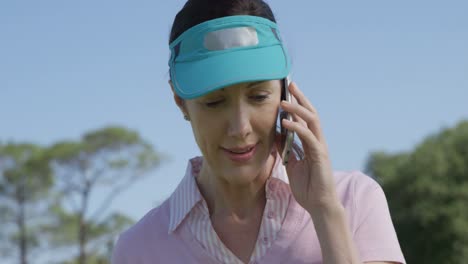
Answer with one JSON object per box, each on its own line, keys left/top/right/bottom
{"left": 169, "top": 0, "right": 276, "bottom": 44}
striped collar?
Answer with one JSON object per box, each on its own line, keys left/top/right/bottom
{"left": 168, "top": 151, "right": 289, "bottom": 233}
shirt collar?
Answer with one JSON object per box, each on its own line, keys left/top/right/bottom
{"left": 168, "top": 151, "right": 289, "bottom": 233}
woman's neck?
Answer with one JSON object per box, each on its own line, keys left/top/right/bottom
{"left": 196, "top": 153, "right": 276, "bottom": 220}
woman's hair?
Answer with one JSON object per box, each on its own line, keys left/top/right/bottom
{"left": 169, "top": 0, "right": 305, "bottom": 161}
{"left": 169, "top": 0, "right": 276, "bottom": 44}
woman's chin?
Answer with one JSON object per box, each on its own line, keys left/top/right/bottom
{"left": 206, "top": 146, "right": 273, "bottom": 185}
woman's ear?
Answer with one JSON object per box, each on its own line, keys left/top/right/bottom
{"left": 169, "top": 80, "right": 189, "bottom": 118}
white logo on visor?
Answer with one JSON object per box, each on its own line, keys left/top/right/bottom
{"left": 204, "top": 27, "right": 259, "bottom": 51}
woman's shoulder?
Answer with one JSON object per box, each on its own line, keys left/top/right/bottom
{"left": 328, "top": 170, "right": 405, "bottom": 263}
{"left": 113, "top": 199, "right": 172, "bottom": 256}
{"left": 333, "top": 170, "right": 382, "bottom": 195}
{"left": 331, "top": 170, "right": 386, "bottom": 212}
{"left": 330, "top": 170, "right": 397, "bottom": 236}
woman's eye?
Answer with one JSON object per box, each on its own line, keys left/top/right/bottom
{"left": 205, "top": 100, "right": 223, "bottom": 108}
{"left": 251, "top": 95, "right": 269, "bottom": 102}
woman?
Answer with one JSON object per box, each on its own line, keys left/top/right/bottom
{"left": 112, "top": 0, "right": 406, "bottom": 263}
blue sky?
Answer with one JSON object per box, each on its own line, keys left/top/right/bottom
{"left": 1, "top": 0, "right": 467, "bottom": 224}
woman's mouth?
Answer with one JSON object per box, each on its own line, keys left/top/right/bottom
{"left": 223, "top": 144, "right": 257, "bottom": 162}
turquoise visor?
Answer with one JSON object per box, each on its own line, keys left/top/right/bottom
{"left": 168, "top": 15, "right": 291, "bottom": 99}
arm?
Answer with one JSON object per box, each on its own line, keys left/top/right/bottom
{"left": 280, "top": 82, "right": 405, "bottom": 264}
{"left": 309, "top": 202, "right": 402, "bottom": 264}
{"left": 308, "top": 201, "right": 361, "bottom": 264}
{"left": 281, "top": 82, "right": 362, "bottom": 263}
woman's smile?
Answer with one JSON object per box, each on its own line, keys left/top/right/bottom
{"left": 222, "top": 143, "right": 258, "bottom": 163}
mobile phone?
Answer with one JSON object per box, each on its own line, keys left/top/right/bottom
{"left": 280, "top": 75, "right": 294, "bottom": 165}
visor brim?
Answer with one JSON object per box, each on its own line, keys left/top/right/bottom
{"left": 172, "top": 45, "right": 290, "bottom": 99}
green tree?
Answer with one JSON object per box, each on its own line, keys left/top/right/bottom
{"left": 0, "top": 143, "right": 53, "bottom": 264}
{"left": 49, "top": 209, "right": 132, "bottom": 264}
{"left": 45, "top": 126, "right": 161, "bottom": 264}
{"left": 365, "top": 120, "right": 468, "bottom": 264}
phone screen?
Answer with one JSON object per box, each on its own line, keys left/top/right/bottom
{"left": 279, "top": 76, "right": 294, "bottom": 165}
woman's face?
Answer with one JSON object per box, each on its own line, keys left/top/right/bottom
{"left": 178, "top": 80, "right": 282, "bottom": 185}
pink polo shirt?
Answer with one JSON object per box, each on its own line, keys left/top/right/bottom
{"left": 112, "top": 155, "right": 406, "bottom": 264}
{"left": 182, "top": 154, "right": 291, "bottom": 264}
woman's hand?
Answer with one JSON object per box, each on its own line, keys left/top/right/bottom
{"left": 277, "top": 81, "right": 339, "bottom": 212}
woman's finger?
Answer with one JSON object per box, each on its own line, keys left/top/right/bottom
{"left": 289, "top": 94, "right": 308, "bottom": 128}
{"left": 281, "top": 100, "right": 325, "bottom": 144}
{"left": 289, "top": 82, "right": 317, "bottom": 114}
{"left": 281, "top": 118, "right": 321, "bottom": 157}
{"left": 286, "top": 82, "right": 326, "bottom": 143}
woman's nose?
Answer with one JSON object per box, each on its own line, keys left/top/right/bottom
{"left": 227, "top": 106, "right": 252, "bottom": 139}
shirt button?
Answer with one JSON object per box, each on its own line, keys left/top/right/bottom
{"left": 262, "top": 236, "right": 269, "bottom": 244}
{"left": 267, "top": 211, "right": 275, "bottom": 219}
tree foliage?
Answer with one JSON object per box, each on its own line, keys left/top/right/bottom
{"left": 45, "top": 126, "right": 160, "bottom": 264}
{"left": 0, "top": 143, "right": 53, "bottom": 264}
{"left": 0, "top": 126, "right": 162, "bottom": 264}
{"left": 365, "top": 120, "right": 468, "bottom": 264}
